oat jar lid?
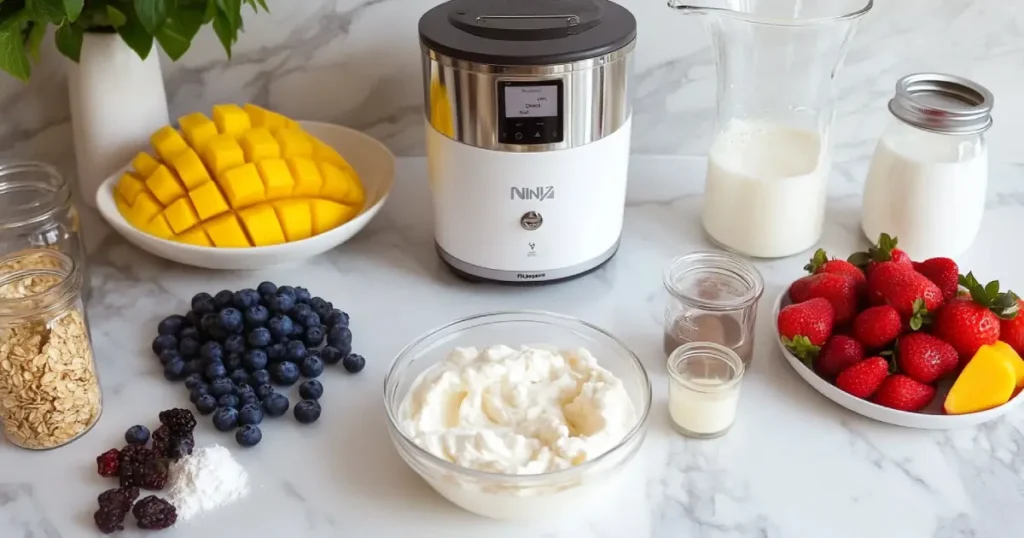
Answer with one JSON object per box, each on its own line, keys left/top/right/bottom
{"left": 888, "top": 73, "right": 994, "bottom": 135}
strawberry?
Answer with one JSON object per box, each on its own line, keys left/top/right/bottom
{"left": 805, "top": 248, "right": 867, "bottom": 295}
{"left": 894, "top": 332, "right": 959, "bottom": 384}
{"left": 777, "top": 298, "right": 835, "bottom": 361}
{"left": 835, "top": 357, "right": 890, "bottom": 398}
{"left": 999, "top": 298, "right": 1024, "bottom": 357}
{"left": 848, "top": 233, "right": 913, "bottom": 277}
{"left": 866, "top": 262, "right": 943, "bottom": 325}
{"left": 814, "top": 335, "right": 865, "bottom": 379}
{"left": 851, "top": 305, "right": 902, "bottom": 349}
{"left": 932, "top": 272, "right": 1020, "bottom": 366}
{"left": 913, "top": 258, "right": 959, "bottom": 302}
{"left": 786, "top": 273, "right": 859, "bottom": 325}
{"left": 871, "top": 374, "right": 936, "bottom": 411}
{"left": 788, "top": 275, "right": 815, "bottom": 304}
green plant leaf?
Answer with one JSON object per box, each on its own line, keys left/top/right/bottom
{"left": 134, "top": 0, "right": 168, "bottom": 33}
{"left": 0, "top": 18, "right": 31, "bottom": 81}
{"left": 203, "top": 0, "right": 217, "bottom": 23}
{"left": 155, "top": 4, "right": 206, "bottom": 60}
{"left": 211, "top": 8, "right": 235, "bottom": 58}
{"left": 26, "top": 21, "right": 47, "bottom": 60}
{"left": 985, "top": 280, "right": 1000, "bottom": 298}
{"left": 217, "top": 0, "right": 242, "bottom": 29}
{"left": 106, "top": 5, "right": 127, "bottom": 27}
{"left": 116, "top": 6, "right": 153, "bottom": 59}
{"left": 27, "top": 0, "right": 67, "bottom": 24}
{"left": 54, "top": 21, "right": 82, "bottom": 61}
{"left": 63, "top": 0, "right": 84, "bottom": 22}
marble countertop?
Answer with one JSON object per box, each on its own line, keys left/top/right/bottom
{"left": 2, "top": 156, "right": 1024, "bottom": 538}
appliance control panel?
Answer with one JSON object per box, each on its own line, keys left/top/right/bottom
{"left": 497, "top": 80, "right": 564, "bottom": 145}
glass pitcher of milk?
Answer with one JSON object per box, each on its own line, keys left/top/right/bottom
{"left": 668, "top": 0, "right": 873, "bottom": 258}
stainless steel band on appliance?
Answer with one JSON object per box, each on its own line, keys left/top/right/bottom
{"left": 436, "top": 239, "right": 620, "bottom": 282}
{"left": 422, "top": 41, "right": 634, "bottom": 152}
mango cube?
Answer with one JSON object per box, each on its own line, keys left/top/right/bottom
{"left": 175, "top": 227, "right": 213, "bottom": 247}
{"left": 244, "top": 104, "right": 290, "bottom": 131}
{"left": 944, "top": 344, "right": 1018, "bottom": 415}
{"left": 115, "top": 192, "right": 131, "bottom": 218}
{"left": 238, "top": 204, "right": 287, "bottom": 246}
{"left": 162, "top": 197, "right": 201, "bottom": 234}
{"left": 204, "top": 213, "right": 251, "bottom": 248}
{"left": 275, "top": 129, "right": 314, "bottom": 159}
{"left": 287, "top": 158, "right": 323, "bottom": 197}
{"left": 254, "top": 159, "right": 295, "bottom": 200}
{"left": 169, "top": 149, "right": 212, "bottom": 190}
{"left": 318, "top": 162, "right": 365, "bottom": 207}
{"left": 212, "top": 104, "right": 251, "bottom": 138}
{"left": 202, "top": 134, "right": 245, "bottom": 177}
{"left": 145, "top": 165, "right": 186, "bottom": 206}
{"left": 220, "top": 163, "right": 266, "bottom": 209}
{"left": 129, "top": 192, "right": 163, "bottom": 227}
{"left": 144, "top": 214, "right": 175, "bottom": 239}
{"left": 311, "top": 139, "right": 353, "bottom": 171}
{"left": 992, "top": 341, "right": 1024, "bottom": 388}
{"left": 178, "top": 112, "right": 219, "bottom": 151}
{"left": 150, "top": 126, "right": 189, "bottom": 162}
{"left": 116, "top": 172, "right": 148, "bottom": 205}
{"left": 188, "top": 180, "right": 230, "bottom": 221}
{"left": 241, "top": 128, "right": 281, "bottom": 162}
{"left": 272, "top": 199, "right": 312, "bottom": 242}
{"left": 310, "top": 199, "right": 358, "bottom": 235}
{"left": 131, "top": 152, "right": 162, "bottom": 178}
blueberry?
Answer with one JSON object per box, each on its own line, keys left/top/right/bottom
{"left": 300, "top": 356, "right": 324, "bottom": 378}
{"left": 271, "top": 361, "right": 300, "bottom": 386}
{"left": 232, "top": 288, "right": 261, "bottom": 310}
{"left": 218, "top": 394, "right": 241, "bottom": 409}
{"left": 214, "top": 289, "right": 235, "bottom": 310}
{"left": 204, "top": 361, "right": 228, "bottom": 382}
{"left": 303, "top": 326, "right": 325, "bottom": 348}
{"left": 219, "top": 307, "right": 244, "bottom": 334}
{"left": 294, "top": 286, "right": 312, "bottom": 304}
{"left": 242, "top": 349, "right": 268, "bottom": 371}
{"left": 299, "top": 380, "right": 323, "bottom": 400}
{"left": 189, "top": 384, "right": 210, "bottom": 403}
{"left": 200, "top": 313, "right": 220, "bottom": 336}
{"left": 236, "top": 425, "right": 262, "bottom": 447}
{"left": 191, "top": 292, "right": 217, "bottom": 315}
{"left": 244, "top": 305, "right": 270, "bottom": 328}
{"left": 229, "top": 369, "right": 250, "bottom": 386}
{"left": 223, "top": 334, "right": 246, "bottom": 355}
{"left": 278, "top": 285, "right": 297, "bottom": 298}
{"left": 310, "top": 297, "right": 332, "bottom": 318}
{"left": 325, "top": 309, "right": 349, "bottom": 328}
{"left": 157, "top": 315, "right": 185, "bottom": 336}
{"left": 184, "top": 311, "right": 202, "bottom": 332}
{"left": 163, "top": 360, "right": 186, "bottom": 381}
{"left": 212, "top": 407, "right": 239, "bottom": 431}
{"left": 249, "top": 369, "right": 271, "bottom": 387}
{"left": 295, "top": 311, "right": 318, "bottom": 327}
{"left": 292, "top": 303, "right": 313, "bottom": 320}
{"left": 200, "top": 341, "right": 224, "bottom": 362}
{"left": 294, "top": 400, "right": 321, "bottom": 424}
{"left": 210, "top": 378, "right": 235, "bottom": 397}
{"left": 285, "top": 340, "right": 307, "bottom": 362}
{"left": 236, "top": 383, "right": 254, "bottom": 396}
{"left": 289, "top": 322, "right": 306, "bottom": 337}
{"left": 125, "top": 425, "right": 150, "bottom": 445}
{"left": 158, "top": 349, "right": 182, "bottom": 365}
{"left": 343, "top": 353, "right": 366, "bottom": 374}
{"left": 179, "top": 326, "right": 200, "bottom": 342}
{"left": 183, "top": 373, "right": 205, "bottom": 390}
{"left": 320, "top": 346, "right": 343, "bottom": 365}
{"left": 267, "top": 315, "right": 294, "bottom": 341}
{"left": 272, "top": 293, "right": 297, "bottom": 314}
{"left": 255, "top": 384, "right": 275, "bottom": 400}
{"left": 152, "top": 334, "right": 177, "bottom": 355}
{"left": 224, "top": 353, "right": 243, "bottom": 372}
{"left": 240, "top": 392, "right": 260, "bottom": 407}
{"left": 327, "top": 326, "right": 352, "bottom": 353}
{"left": 266, "top": 343, "right": 286, "bottom": 362}
{"left": 257, "top": 281, "right": 277, "bottom": 297}
{"left": 247, "top": 328, "right": 272, "bottom": 349}
{"left": 238, "top": 403, "right": 264, "bottom": 425}
{"left": 262, "top": 393, "right": 289, "bottom": 417}
{"left": 183, "top": 359, "right": 204, "bottom": 376}
{"left": 195, "top": 394, "right": 218, "bottom": 415}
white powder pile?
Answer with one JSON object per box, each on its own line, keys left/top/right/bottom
{"left": 166, "top": 445, "right": 249, "bottom": 521}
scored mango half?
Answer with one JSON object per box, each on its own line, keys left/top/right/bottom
{"left": 114, "top": 104, "right": 365, "bottom": 248}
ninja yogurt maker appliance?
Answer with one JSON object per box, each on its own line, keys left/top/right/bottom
{"left": 419, "top": 0, "right": 636, "bottom": 284}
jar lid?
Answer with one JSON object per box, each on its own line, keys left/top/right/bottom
{"left": 888, "top": 73, "right": 994, "bottom": 135}
{"left": 419, "top": 0, "right": 637, "bottom": 66}
{"left": 0, "top": 162, "right": 71, "bottom": 232}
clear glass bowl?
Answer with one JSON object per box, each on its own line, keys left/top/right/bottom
{"left": 383, "top": 311, "right": 652, "bottom": 521}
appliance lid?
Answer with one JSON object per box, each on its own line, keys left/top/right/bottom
{"left": 419, "top": 0, "right": 637, "bottom": 66}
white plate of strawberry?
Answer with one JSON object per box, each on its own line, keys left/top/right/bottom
{"left": 772, "top": 234, "right": 1024, "bottom": 429}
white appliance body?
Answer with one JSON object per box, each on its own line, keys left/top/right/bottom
{"left": 427, "top": 118, "right": 631, "bottom": 282}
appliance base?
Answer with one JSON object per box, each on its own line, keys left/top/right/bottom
{"left": 436, "top": 239, "right": 620, "bottom": 285}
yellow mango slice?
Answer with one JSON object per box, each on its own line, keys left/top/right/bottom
{"left": 272, "top": 199, "right": 312, "bottom": 242}
{"left": 310, "top": 138, "right": 349, "bottom": 170}
{"left": 131, "top": 152, "right": 162, "bottom": 178}
{"left": 310, "top": 199, "right": 358, "bottom": 235}
{"left": 150, "top": 126, "right": 189, "bottom": 162}
{"left": 944, "top": 344, "right": 1017, "bottom": 414}
{"left": 163, "top": 197, "right": 201, "bottom": 234}
{"left": 991, "top": 341, "right": 1024, "bottom": 388}
{"left": 169, "top": 148, "right": 212, "bottom": 190}
{"left": 213, "top": 104, "right": 251, "bottom": 138}
{"left": 240, "top": 128, "right": 281, "bottom": 162}
{"left": 175, "top": 227, "right": 213, "bottom": 247}
{"left": 318, "top": 162, "right": 365, "bottom": 208}
{"left": 145, "top": 165, "right": 186, "bottom": 206}
{"left": 275, "top": 129, "right": 313, "bottom": 159}
{"left": 178, "top": 112, "right": 219, "bottom": 151}
{"left": 144, "top": 214, "right": 174, "bottom": 240}
{"left": 116, "top": 172, "right": 148, "bottom": 205}
{"left": 244, "top": 104, "right": 290, "bottom": 131}
{"left": 287, "top": 158, "right": 322, "bottom": 197}
{"left": 188, "top": 180, "right": 230, "bottom": 221}
{"left": 115, "top": 192, "right": 131, "bottom": 217}
{"left": 202, "top": 134, "right": 245, "bottom": 177}
{"left": 256, "top": 159, "right": 295, "bottom": 200}
{"left": 129, "top": 192, "right": 163, "bottom": 227}
{"left": 238, "top": 204, "right": 286, "bottom": 246}
{"left": 204, "top": 213, "right": 251, "bottom": 248}
{"left": 220, "top": 163, "right": 266, "bottom": 209}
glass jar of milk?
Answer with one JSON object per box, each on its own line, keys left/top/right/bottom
{"left": 861, "top": 74, "right": 994, "bottom": 260}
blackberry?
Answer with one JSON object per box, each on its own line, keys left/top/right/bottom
{"left": 158, "top": 349, "right": 182, "bottom": 365}
{"left": 96, "top": 448, "right": 121, "bottom": 477}
{"left": 94, "top": 488, "right": 134, "bottom": 534}
{"left": 167, "top": 436, "right": 194, "bottom": 460}
{"left": 152, "top": 334, "right": 177, "bottom": 355}
{"left": 300, "top": 356, "right": 324, "bottom": 378}
{"left": 213, "top": 407, "right": 239, "bottom": 431}
{"left": 183, "top": 373, "right": 205, "bottom": 390}
{"left": 343, "top": 353, "right": 366, "bottom": 374}
{"left": 262, "top": 392, "right": 289, "bottom": 417}
{"left": 257, "top": 281, "right": 277, "bottom": 296}
{"left": 238, "top": 403, "right": 264, "bottom": 425}
{"left": 214, "top": 289, "right": 235, "bottom": 310}
{"left": 98, "top": 486, "right": 139, "bottom": 505}
{"left": 294, "top": 286, "right": 312, "bottom": 304}
{"left": 124, "top": 425, "right": 150, "bottom": 445}
{"left": 299, "top": 380, "right": 323, "bottom": 400}
{"left": 229, "top": 368, "right": 250, "bottom": 386}
{"left": 218, "top": 394, "right": 240, "bottom": 409}
{"left": 224, "top": 333, "right": 247, "bottom": 355}
{"left": 294, "top": 400, "right": 322, "bottom": 424}
{"left": 157, "top": 315, "right": 185, "bottom": 336}
{"left": 133, "top": 495, "right": 177, "bottom": 530}
{"left": 118, "top": 445, "right": 156, "bottom": 488}
{"left": 150, "top": 425, "right": 171, "bottom": 456}
{"left": 271, "top": 361, "right": 300, "bottom": 386}
{"left": 158, "top": 408, "right": 197, "bottom": 434}
{"left": 320, "top": 346, "right": 343, "bottom": 365}
{"left": 327, "top": 325, "right": 352, "bottom": 353}
{"left": 236, "top": 425, "right": 262, "bottom": 447}
{"left": 136, "top": 459, "right": 170, "bottom": 490}
{"left": 195, "top": 394, "right": 217, "bottom": 415}
{"left": 255, "top": 383, "right": 275, "bottom": 400}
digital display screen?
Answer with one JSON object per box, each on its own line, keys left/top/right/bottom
{"left": 503, "top": 85, "right": 559, "bottom": 118}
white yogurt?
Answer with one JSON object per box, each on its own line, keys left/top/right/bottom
{"left": 701, "top": 120, "right": 829, "bottom": 258}
{"left": 668, "top": 378, "right": 740, "bottom": 436}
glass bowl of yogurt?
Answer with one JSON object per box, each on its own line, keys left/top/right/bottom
{"left": 383, "top": 310, "right": 652, "bottom": 521}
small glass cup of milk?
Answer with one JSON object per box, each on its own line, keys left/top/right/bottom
{"left": 667, "top": 342, "right": 745, "bottom": 439}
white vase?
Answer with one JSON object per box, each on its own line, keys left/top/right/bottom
{"left": 68, "top": 32, "right": 170, "bottom": 208}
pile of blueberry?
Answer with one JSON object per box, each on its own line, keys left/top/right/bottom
{"left": 151, "top": 282, "right": 366, "bottom": 447}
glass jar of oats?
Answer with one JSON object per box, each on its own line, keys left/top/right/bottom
{"left": 0, "top": 249, "right": 101, "bottom": 449}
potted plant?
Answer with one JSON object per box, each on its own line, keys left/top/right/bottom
{"left": 0, "top": 1, "right": 269, "bottom": 207}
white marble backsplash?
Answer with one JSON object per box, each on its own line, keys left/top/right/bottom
{"left": 0, "top": 0, "right": 1021, "bottom": 186}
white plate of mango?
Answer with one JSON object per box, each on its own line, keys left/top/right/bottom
{"left": 97, "top": 104, "right": 395, "bottom": 270}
